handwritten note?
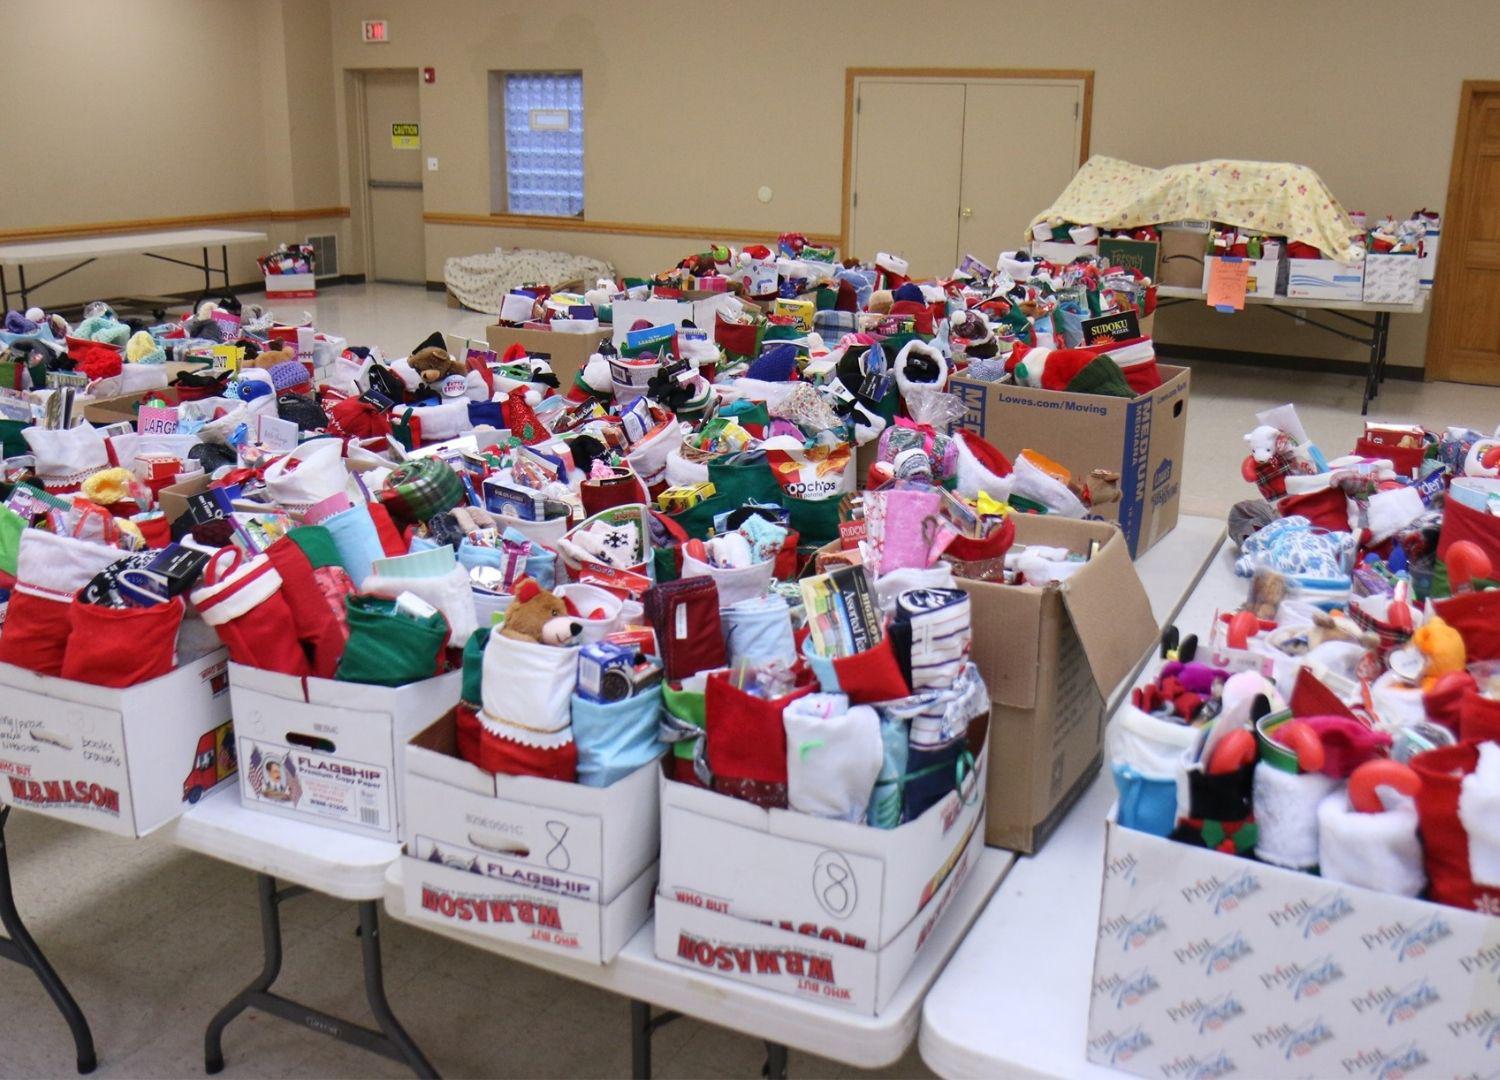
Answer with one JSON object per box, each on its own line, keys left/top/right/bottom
{"left": 1206, "top": 257, "right": 1249, "bottom": 312}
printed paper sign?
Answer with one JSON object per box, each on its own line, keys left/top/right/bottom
{"left": 391, "top": 122, "right": 420, "bottom": 149}
{"left": 136, "top": 405, "right": 179, "bottom": 435}
{"left": 211, "top": 343, "right": 244, "bottom": 371}
{"left": 241, "top": 736, "right": 392, "bottom": 833}
{"left": 1206, "top": 257, "right": 1249, "bottom": 311}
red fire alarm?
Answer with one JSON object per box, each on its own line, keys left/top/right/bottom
{"left": 422, "top": 67, "right": 435, "bottom": 84}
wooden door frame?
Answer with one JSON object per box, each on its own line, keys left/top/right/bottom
{"left": 1425, "top": 79, "right": 1500, "bottom": 382}
{"left": 348, "top": 67, "right": 424, "bottom": 282}
{"left": 840, "top": 67, "right": 1093, "bottom": 257}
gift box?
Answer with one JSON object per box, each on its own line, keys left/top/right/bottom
{"left": 263, "top": 272, "right": 316, "bottom": 300}
{"left": 956, "top": 515, "right": 1156, "bottom": 851}
{"left": 1087, "top": 808, "right": 1500, "bottom": 1079}
{"left": 654, "top": 747, "right": 987, "bottom": 1015}
{"left": 948, "top": 365, "right": 1190, "bottom": 558}
{"left": 229, "top": 663, "right": 461, "bottom": 842}
{"left": 1286, "top": 257, "right": 1364, "bottom": 301}
{"left": 399, "top": 711, "right": 658, "bottom": 963}
{"left": 1362, "top": 251, "right": 1420, "bottom": 305}
{"left": 0, "top": 649, "right": 233, "bottom": 837}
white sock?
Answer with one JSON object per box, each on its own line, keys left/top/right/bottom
{"left": 784, "top": 695, "right": 883, "bottom": 823}
{"left": 1254, "top": 762, "right": 1338, "bottom": 870}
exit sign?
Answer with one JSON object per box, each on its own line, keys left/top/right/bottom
{"left": 362, "top": 19, "right": 389, "bottom": 42}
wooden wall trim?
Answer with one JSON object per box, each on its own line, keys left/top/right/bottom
{"left": 423, "top": 212, "right": 839, "bottom": 247}
{"left": 840, "top": 67, "right": 1095, "bottom": 255}
{"left": 0, "top": 207, "right": 350, "bottom": 244}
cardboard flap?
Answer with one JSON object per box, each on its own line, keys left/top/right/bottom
{"left": 963, "top": 580, "right": 1043, "bottom": 709}
{"left": 1057, "top": 528, "right": 1157, "bottom": 695}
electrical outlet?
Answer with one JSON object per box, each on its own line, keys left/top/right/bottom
{"left": 426, "top": 157, "right": 439, "bottom": 172}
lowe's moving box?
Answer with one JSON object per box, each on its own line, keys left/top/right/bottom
{"left": 230, "top": 664, "right": 461, "bottom": 843}
{"left": 0, "top": 649, "right": 233, "bottom": 837}
{"left": 655, "top": 749, "right": 987, "bottom": 1015}
{"left": 950, "top": 365, "right": 1190, "bottom": 558}
{"left": 958, "top": 516, "right": 1156, "bottom": 852}
{"left": 1088, "top": 814, "right": 1500, "bottom": 1079}
{"left": 399, "top": 712, "right": 658, "bottom": 964}
{"left": 485, "top": 325, "right": 609, "bottom": 394}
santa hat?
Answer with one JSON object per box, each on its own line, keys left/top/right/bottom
{"left": 1005, "top": 340, "right": 1143, "bottom": 398}
{"left": 892, "top": 338, "right": 949, "bottom": 400}
{"left": 953, "top": 430, "right": 1014, "bottom": 501}
{"left": 500, "top": 385, "right": 546, "bottom": 444}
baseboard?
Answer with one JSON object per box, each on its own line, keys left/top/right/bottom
{"left": 1155, "top": 343, "right": 1424, "bottom": 381}
{"left": 425, "top": 280, "right": 446, "bottom": 292}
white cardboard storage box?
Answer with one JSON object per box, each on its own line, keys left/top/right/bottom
{"left": 1201, "top": 255, "right": 1284, "bottom": 298}
{"left": 1087, "top": 813, "right": 1500, "bottom": 1078}
{"left": 653, "top": 749, "right": 988, "bottom": 1015}
{"left": 230, "top": 663, "right": 461, "bottom": 843}
{"left": 1418, "top": 224, "right": 1440, "bottom": 288}
{"left": 1286, "top": 257, "right": 1365, "bottom": 301}
{"left": 0, "top": 650, "right": 233, "bottom": 837}
{"left": 398, "top": 711, "right": 659, "bottom": 963}
{"left": 263, "top": 272, "right": 316, "bottom": 299}
{"left": 1362, "top": 251, "right": 1421, "bottom": 305}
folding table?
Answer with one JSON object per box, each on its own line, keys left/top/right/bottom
{"left": 0, "top": 228, "right": 268, "bottom": 310}
{"left": 919, "top": 523, "right": 1240, "bottom": 1077}
{"left": 1154, "top": 286, "right": 1426, "bottom": 416}
{"left": 171, "top": 787, "right": 436, "bottom": 1077}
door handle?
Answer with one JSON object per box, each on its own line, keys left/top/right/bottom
{"left": 368, "top": 179, "right": 423, "bottom": 190}
{"left": 960, "top": 207, "right": 973, "bottom": 219}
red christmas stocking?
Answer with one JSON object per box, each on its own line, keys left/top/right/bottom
{"left": 189, "top": 548, "right": 313, "bottom": 676}
{"left": 705, "top": 669, "right": 814, "bottom": 808}
{"left": 264, "top": 535, "right": 348, "bottom": 678}
{"left": 60, "top": 598, "right": 183, "bottom": 687}
{"left": 0, "top": 530, "right": 122, "bottom": 676}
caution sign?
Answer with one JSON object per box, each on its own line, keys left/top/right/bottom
{"left": 391, "top": 122, "right": 420, "bottom": 149}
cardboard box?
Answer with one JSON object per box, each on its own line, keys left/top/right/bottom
{"left": 484, "top": 325, "right": 610, "bottom": 395}
{"left": 1087, "top": 814, "right": 1500, "bottom": 1078}
{"left": 82, "top": 387, "right": 185, "bottom": 427}
{"left": 1157, "top": 223, "right": 1210, "bottom": 288}
{"left": 396, "top": 711, "right": 659, "bottom": 963}
{"left": 957, "top": 516, "right": 1156, "bottom": 852}
{"left": 1286, "top": 257, "right": 1365, "bottom": 301}
{"left": 229, "top": 663, "right": 461, "bottom": 842}
{"left": 654, "top": 750, "right": 988, "bottom": 1015}
{"left": 1202, "top": 256, "right": 1284, "bottom": 298}
{"left": 1418, "top": 223, "right": 1439, "bottom": 288}
{"left": 949, "top": 365, "right": 1191, "bottom": 558}
{"left": 1031, "top": 241, "right": 1098, "bottom": 264}
{"left": 0, "top": 650, "right": 233, "bottom": 837}
{"left": 1098, "top": 237, "right": 1160, "bottom": 280}
{"left": 264, "top": 273, "right": 316, "bottom": 300}
{"left": 1362, "top": 252, "right": 1420, "bottom": 305}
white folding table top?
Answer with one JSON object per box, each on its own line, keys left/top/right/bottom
{"left": 384, "top": 847, "right": 1013, "bottom": 1070}
{"left": 0, "top": 229, "right": 268, "bottom": 266}
{"left": 1155, "top": 283, "right": 1425, "bottom": 315}
{"left": 920, "top": 528, "right": 1243, "bottom": 1079}
{"left": 172, "top": 786, "right": 400, "bottom": 901}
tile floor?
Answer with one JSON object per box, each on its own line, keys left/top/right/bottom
{"left": 2, "top": 283, "right": 1497, "bottom": 1079}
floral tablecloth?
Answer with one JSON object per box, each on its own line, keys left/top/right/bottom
{"left": 444, "top": 247, "right": 615, "bottom": 314}
{"left": 1029, "top": 156, "right": 1362, "bottom": 260}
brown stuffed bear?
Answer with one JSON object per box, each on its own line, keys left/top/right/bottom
{"left": 408, "top": 345, "right": 466, "bottom": 385}
{"left": 500, "top": 577, "right": 581, "bottom": 645}
{"left": 250, "top": 344, "right": 297, "bottom": 370}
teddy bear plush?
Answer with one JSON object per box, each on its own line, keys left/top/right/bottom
{"left": 407, "top": 345, "right": 466, "bottom": 386}
{"left": 500, "top": 577, "right": 581, "bottom": 645}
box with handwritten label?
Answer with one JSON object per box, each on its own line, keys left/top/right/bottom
{"left": 653, "top": 749, "right": 987, "bottom": 1015}
{"left": 398, "top": 711, "right": 658, "bottom": 964}
{"left": 0, "top": 649, "right": 232, "bottom": 837}
{"left": 1202, "top": 256, "right": 1285, "bottom": 298}
{"left": 1087, "top": 812, "right": 1500, "bottom": 1078}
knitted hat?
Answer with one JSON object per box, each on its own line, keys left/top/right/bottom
{"left": 125, "top": 330, "right": 165, "bottom": 365}
{"left": 1006, "top": 342, "right": 1134, "bottom": 397}
{"left": 268, "top": 360, "right": 312, "bottom": 394}
{"left": 69, "top": 339, "right": 123, "bottom": 381}
{"left": 745, "top": 343, "right": 799, "bottom": 382}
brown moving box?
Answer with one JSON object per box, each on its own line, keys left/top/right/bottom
{"left": 484, "top": 325, "right": 609, "bottom": 392}
{"left": 959, "top": 515, "right": 1156, "bottom": 851}
{"left": 949, "top": 364, "right": 1190, "bottom": 558}
{"left": 1157, "top": 222, "right": 1210, "bottom": 288}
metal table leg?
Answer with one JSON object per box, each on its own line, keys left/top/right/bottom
{"left": 630, "top": 999, "right": 682, "bottom": 1079}
{"left": 0, "top": 808, "right": 97, "bottom": 1074}
{"left": 204, "top": 873, "right": 437, "bottom": 1078}
{"left": 763, "top": 1041, "right": 789, "bottom": 1078}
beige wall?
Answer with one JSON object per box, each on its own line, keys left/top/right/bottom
{"left": 325, "top": 0, "right": 1500, "bottom": 370}
{"left": 0, "top": 0, "right": 345, "bottom": 307}
{"left": 5, "top": 0, "right": 1497, "bottom": 372}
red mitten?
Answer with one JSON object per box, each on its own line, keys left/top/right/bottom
{"left": 189, "top": 548, "right": 313, "bottom": 676}
{"left": 60, "top": 598, "right": 183, "bottom": 687}
{"left": 0, "top": 530, "right": 122, "bottom": 675}
{"left": 704, "top": 668, "right": 815, "bottom": 809}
